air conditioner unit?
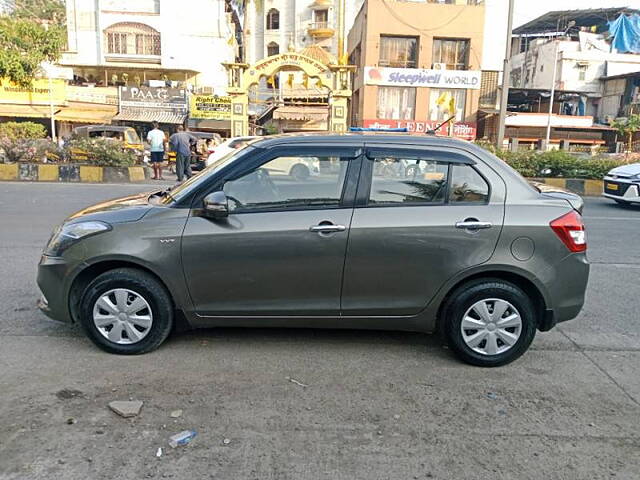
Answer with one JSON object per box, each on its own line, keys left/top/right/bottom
{"left": 433, "top": 63, "right": 447, "bottom": 70}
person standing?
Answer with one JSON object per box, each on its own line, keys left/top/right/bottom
{"left": 146, "top": 121, "right": 166, "bottom": 180}
{"left": 169, "top": 125, "right": 197, "bottom": 182}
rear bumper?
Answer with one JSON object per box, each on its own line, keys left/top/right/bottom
{"left": 543, "top": 252, "right": 589, "bottom": 328}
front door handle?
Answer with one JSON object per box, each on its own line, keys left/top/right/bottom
{"left": 310, "top": 223, "right": 346, "bottom": 233}
{"left": 455, "top": 220, "right": 493, "bottom": 230}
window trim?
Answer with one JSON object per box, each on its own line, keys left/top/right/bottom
{"left": 356, "top": 147, "right": 490, "bottom": 208}
{"left": 432, "top": 37, "right": 470, "bottom": 70}
{"left": 378, "top": 35, "right": 419, "bottom": 68}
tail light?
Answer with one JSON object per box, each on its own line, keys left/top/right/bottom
{"left": 550, "top": 211, "right": 586, "bottom": 253}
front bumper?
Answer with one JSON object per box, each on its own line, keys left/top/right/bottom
{"left": 602, "top": 177, "right": 640, "bottom": 203}
{"left": 37, "top": 254, "right": 73, "bottom": 323}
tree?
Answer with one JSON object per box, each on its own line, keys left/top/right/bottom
{"left": 0, "top": 0, "right": 66, "bottom": 86}
{"left": 612, "top": 114, "right": 640, "bottom": 157}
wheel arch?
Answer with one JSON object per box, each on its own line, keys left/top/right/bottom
{"left": 68, "top": 259, "right": 191, "bottom": 332}
{"left": 434, "top": 269, "right": 548, "bottom": 334}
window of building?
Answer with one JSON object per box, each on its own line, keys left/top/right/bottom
{"left": 577, "top": 64, "right": 588, "bottom": 81}
{"left": 379, "top": 36, "right": 418, "bottom": 68}
{"left": 432, "top": 38, "right": 470, "bottom": 70}
{"left": 429, "top": 88, "right": 466, "bottom": 122}
{"left": 313, "top": 9, "right": 329, "bottom": 28}
{"left": 479, "top": 70, "right": 498, "bottom": 109}
{"left": 104, "top": 22, "right": 161, "bottom": 56}
{"left": 377, "top": 86, "right": 416, "bottom": 120}
{"left": 267, "top": 42, "right": 279, "bottom": 56}
{"left": 449, "top": 165, "right": 489, "bottom": 203}
{"left": 368, "top": 157, "right": 449, "bottom": 205}
{"left": 266, "top": 9, "right": 280, "bottom": 30}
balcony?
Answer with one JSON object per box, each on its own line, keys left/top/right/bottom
{"left": 307, "top": 22, "right": 335, "bottom": 38}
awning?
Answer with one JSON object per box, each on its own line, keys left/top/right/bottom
{"left": 273, "top": 106, "right": 328, "bottom": 121}
{"left": 113, "top": 109, "right": 187, "bottom": 124}
{"left": 187, "top": 118, "right": 231, "bottom": 130}
{"left": 0, "top": 103, "right": 54, "bottom": 118}
{"left": 55, "top": 102, "right": 117, "bottom": 123}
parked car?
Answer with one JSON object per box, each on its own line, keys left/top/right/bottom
{"left": 205, "top": 136, "right": 258, "bottom": 166}
{"left": 70, "top": 125, "right": 144, "bottom": 162}
{"left": 603, "top": 163, "right": 640, "bottom": 205}
{"left": 37, "top": 134, "right": 589, "bottom": 366}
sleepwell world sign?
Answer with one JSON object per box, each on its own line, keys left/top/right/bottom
{"left": 364, "top": 67, "right": 481, "bottom": 89}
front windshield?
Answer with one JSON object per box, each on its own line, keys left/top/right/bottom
{"left": 161, "top": 145, "right": 256, "bottom": 204}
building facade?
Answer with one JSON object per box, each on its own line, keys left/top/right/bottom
{"left": 62, "top": 0, "right": 236, "bottom": 92}
{"left": 347, "top": 0, "right": 506, "bottom": 139}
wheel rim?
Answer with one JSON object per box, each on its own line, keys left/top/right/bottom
{"left": 460, "top": 298, "right": 522, "bottom": 356}
{"left": 92, "top": 288, "right": 153, "bottom": 345}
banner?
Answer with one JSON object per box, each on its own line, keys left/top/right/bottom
{"left": 362, "top": 119, "right": 477, "bottom": 140}
{"left": 364, "top": 67, "right": 481, "bottom": 90}
{"left": 0, "top": 78, "right": 66, "bottom": 105}
{"left": 189, "top": 95, "right": 232, "bottom": 120}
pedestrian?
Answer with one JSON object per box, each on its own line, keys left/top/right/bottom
{"left": 146, "top": 121, "right": 166, "bottom": 180}
{"left": 169, "top": 125, "right": 197, "bottom": 182}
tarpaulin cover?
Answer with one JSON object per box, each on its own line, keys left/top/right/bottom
{"left": 608, "top": 14, "right": 640, "bottom": 53}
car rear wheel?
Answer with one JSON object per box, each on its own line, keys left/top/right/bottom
{"left": 79, "top": 268, "right": 173, "bottom": 354}
{"left": 290, "top": 164, "right": 310, "bottom": 181}
{"left": 442, "top": 279, "right": 537, "bottom": 367}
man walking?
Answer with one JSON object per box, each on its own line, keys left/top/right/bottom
{"left": 169, "top": 125, "right": 197, "bottom": 182}
{"left": 146, "top": 121, "right": 166, "bottom": 180}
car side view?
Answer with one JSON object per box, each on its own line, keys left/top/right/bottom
{"left": 37, "top": 134, "right": 589, "bottom": 366}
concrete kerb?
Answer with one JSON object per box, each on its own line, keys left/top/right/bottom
{"left": 532, "top": 178, "right": 603, "bottom": 197}
{"left": 0, "top": 163, "right": 152, "bottom": 183}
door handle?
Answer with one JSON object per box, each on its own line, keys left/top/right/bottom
{"left": 310, "top": 223, "right": 346, "bottom": 233}
{"left": 455, "top": 220, "right": 493, "bottom": 230}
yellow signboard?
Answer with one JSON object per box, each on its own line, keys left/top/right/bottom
{"left": 0, "top": 78, "right": 66, "bottom": 106}
{"left": 189, "top": 95, "right": 231, "bottom": 120}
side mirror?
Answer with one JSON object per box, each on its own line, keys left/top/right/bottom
{"left": 202, "top": 191, "right": 229, "bottom": 219}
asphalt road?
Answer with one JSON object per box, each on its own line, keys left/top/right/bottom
{"left": 1, "top": 182, "right": 639, "bottom": 480}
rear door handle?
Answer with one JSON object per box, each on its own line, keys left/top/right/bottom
{"left": 455, "top": 221, "right": 493, "bottom": 230}
{"left": 310, "top": 223, "right": 346, "bottom": 233}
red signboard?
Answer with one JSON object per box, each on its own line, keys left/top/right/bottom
{"left": 362, "top": 119, "right": 477, "bottom": 140}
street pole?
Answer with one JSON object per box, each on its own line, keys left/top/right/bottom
{"left": 337, "top": 0, "right": 346, "bottom": 64}
{"left": 544, "top": 41, "right": 559, "bottom": 149}
{"left": 495, "top": 0, "right": 515, "bottom": 150}
{"left": 48, "top": 74, "right": 56, "bottom": 141}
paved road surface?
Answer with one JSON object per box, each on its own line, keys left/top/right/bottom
{"left": 0, "top": 182, "right": 639, "bottom": 479}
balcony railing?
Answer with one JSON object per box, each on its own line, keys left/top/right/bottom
{"left": 307, "top": 22, "right": 334, "bottom": 38}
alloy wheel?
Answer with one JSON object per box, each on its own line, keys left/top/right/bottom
{"left": 92, "top": 288, "right": 153, "bottom": 345}
{"left": 460, "top": 298, "right": 522, "bottom": 356}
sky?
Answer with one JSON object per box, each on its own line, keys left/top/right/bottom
{"left": 513, "top": 0, "right": 640, "bottom": 27}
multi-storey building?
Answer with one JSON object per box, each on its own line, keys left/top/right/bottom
{"left": 347, "top": 0, "right": 507, "bottom": 140}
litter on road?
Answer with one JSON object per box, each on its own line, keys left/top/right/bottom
{"left": 169, "top": 430, "right": 197, "bottom": 448}
{"left": 108, "top": 400, "right": 144, "bottom": 418}
{"left": 286, "top": 376, "right": 308, "bottom": 388}
{"left": 170, "top": 409, "right": 183, "bottom": 418}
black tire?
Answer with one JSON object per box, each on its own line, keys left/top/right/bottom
{"left": 442, "top": 279, "right": 537, "bottom": 367}
{"left": 614, "top": 199, "right": 630, "bottom": 206}
{"left": 290, "top": 164, "right": 310, "bottom": 181}
{"left": 78, "top": 268, "right": 174, "bottom": 355}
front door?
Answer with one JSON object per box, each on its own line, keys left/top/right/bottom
{"left": 182, "top": 146, "right": 362, "bottom": 316}
{"left": 341, "top": 145, "right": 505, "bottom": 316}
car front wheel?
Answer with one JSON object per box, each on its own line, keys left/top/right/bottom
{"left": 442, "top": 279, "right": 537, "bottom": 367}
{"left": 79, "top": 268, "right": 174, "bottom": 354}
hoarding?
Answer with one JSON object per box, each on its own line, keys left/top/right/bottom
{"left": 364, "top": 67, "right": 481, "bottom": 90}
{"left": 362, "top": 119, "right": 477, "bottom": 140}
{"left": 189, "top": 95, "right": 231, "bottom": 120}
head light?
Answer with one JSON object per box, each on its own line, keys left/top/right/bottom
{"left": 44, "top": 221, "right": 111, "bottom": 257}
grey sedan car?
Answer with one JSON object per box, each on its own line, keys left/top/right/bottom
{"left": 38, "top": 134, "right": 589, "bottom": 366}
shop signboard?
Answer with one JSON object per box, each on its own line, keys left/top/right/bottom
{"left": 0, "top": 78, "right": 66, "bottom": 105}
{"left": 364, "top": 67, "right": 481, "bottom": 90}
{"left": 362, "top": 119, "right": 477, "bottom": 140}
{"left": 189, "top": 95, "right": 231, "bottom": 120}
{"left": 119, "top": 86, "right": 188, "bottom": 112}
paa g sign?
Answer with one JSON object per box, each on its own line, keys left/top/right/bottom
{"left": 365, "top": 67, "right": 481, "bottom": 89}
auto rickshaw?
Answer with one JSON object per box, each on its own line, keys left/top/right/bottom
{"left": 69, "top": 125, "right": 144, "bottom": 162}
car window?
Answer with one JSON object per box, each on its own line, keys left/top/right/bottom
{"left": 125, "top": 129, "right": 141, "bottom": 144}
{"left": 449, "top": 164, "right": 489, "bottom": 203}
{"left": 223, "top": 155, "right": 349, "bottom": 212}
{"left": 368, "top": 157, "right": 448, "bottom": 205}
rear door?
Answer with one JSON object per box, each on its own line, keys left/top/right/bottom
{"left": 340, "top": 144, "right": 505, "bottom": 316}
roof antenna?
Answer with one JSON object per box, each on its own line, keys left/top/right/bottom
{"left": 426, "top": 114, "right": 456, "bottom": 135}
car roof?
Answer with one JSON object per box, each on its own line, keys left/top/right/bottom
{"left": 247, "top": 132, "right": 473, "bottom": 149}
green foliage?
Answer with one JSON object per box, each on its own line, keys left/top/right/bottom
{"left": 67, "top": 137, "right": 136, "bottom": 167}
{"left": 0, "top": 16, "right": 65, "bottom": 86}
{"left": 612, "top": 114, "right": 640, "bottom": 152}
{"left": 486, "top": 148, "right": 626, "bottom": 180}
{"left": 10, "top": 0, "right": 66, "bottom": 25}
{"left": 0, "top": 121, "right": 49, "bottom": 162}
